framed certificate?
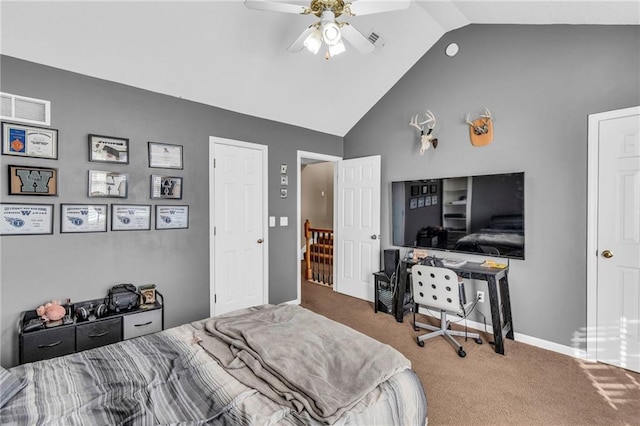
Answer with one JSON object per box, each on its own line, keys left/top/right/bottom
{"left": 88, "top": 170, "right": 128, "bottom": 198}
{"left": 60, "top": 204, "right": 108, "bottom": 233}
{"left": 148, "top": 142, "right": 183, "bottom": 169}
{"left": 0, "top": 203, "right": 54, "bottom": 235}
{"left": 111, "top": 204, "right": 151, "bottom": 231}
{"left": 9, "top": 165, "right": 58, "bottom": 196}
{"left": 155, "top": 205, "right": 189, "bottom": 230}
{"left": 88, "top": 134, "right": 129, "bottom": 164}
{"left": 150, "top": 175, "right": 183, "bottom": 199}
{"left": 1, "top": 122, "right": 58, "bottom": 159}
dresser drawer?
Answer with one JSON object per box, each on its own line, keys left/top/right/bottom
{"left": 123, "top": 309, "right": 162, "bottom": 339}
{"left": 21, "top": 326, "right": 75, "bottom": 364}
{"left": 76, "top": 318, "right": 122, "bottom": 352}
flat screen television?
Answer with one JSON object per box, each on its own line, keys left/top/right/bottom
{"left": 391, "top": 172, "right": 525, "bottom": 259}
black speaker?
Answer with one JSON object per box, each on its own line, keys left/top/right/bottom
{"left": 384, "top": 249, "right": 400, "bottom": 278}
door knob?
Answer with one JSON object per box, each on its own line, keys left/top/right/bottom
{"left": 371, "top": 235, "right": 378, "bottom": 240}
{"left": 257, "top": 238, "right": 263, "bottom": 244}
{"left": 602, "top": 250, "right": 613, "bottom": 258}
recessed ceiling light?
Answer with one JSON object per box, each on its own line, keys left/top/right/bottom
{"left": 445, "top": 42, "right": 459, "bottom": 57}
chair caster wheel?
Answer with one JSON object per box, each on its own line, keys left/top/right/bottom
{"left": 458, "top": 348, "right": 466, "bottom": 357}
{"left": 417, "top": 338, "right": 424, "bottom": 347}
{"left": 414, "top": 327, "right": 419, "bottom": 332}
{"left": 474, "top": 338, "right": 483, "bottom": 345}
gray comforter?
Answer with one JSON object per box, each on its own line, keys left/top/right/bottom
{"left": 196, "top": 304, "right": 411, "bottom": 424}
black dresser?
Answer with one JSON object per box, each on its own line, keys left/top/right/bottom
{"left": 18, "top": 292, "right": 164, "bottom": 364}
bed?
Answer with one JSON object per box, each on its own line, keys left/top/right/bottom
{"left": 1, "top": 304, "right": 427, "bottom": 425}
{"left": 453, "top": 214, "right": 524, "bottom": 258}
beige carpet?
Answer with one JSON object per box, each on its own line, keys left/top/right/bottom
{"left": 300, "top": 280, "right": 640, "bottom": 426}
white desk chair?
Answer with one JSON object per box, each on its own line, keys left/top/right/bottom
{"left": 411, "top": 264, "right": 482, "bottom": 357}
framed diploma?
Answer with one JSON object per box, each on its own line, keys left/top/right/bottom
{"left": 1, "top": 122, "right": 58, "bottom": 159}
{"left": 148, "top": 142, "right": 183, "bottom": 169}
{"left": 88, "top": 134, "right": 129, "bottom": 164}
{"left": 111, "top": 204, "right": 151, "bottom": 231}
{"left": 155, "top": 205, "right": 189, "bottom": 230}
{"left": 60, "top": 204, "right": 108, "bottom": 233}
{"left": 88, "top": 170, "right": 128, "bottom": 198}
{"left": 0, "top": 203, "right": 54, "bottom": 236}
{"left": 150, "top": 175, "right": 183, "bottom": 199}
{"left": 9, "top": 165, "right": 58, "bottom": 196}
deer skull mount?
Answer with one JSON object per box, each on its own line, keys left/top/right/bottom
{"left": 465, "top": 108, "right": 493, "bottom": 147}
{"left": 409, "top": 110, "right": 438, "bottom": 155}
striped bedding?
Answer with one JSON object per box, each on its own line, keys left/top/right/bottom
{"left": 1, "top": 315, "right": 427, "bottom": 425}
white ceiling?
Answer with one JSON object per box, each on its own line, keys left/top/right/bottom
{"left": 1, "top": 1, "right": 638, "bottom": 136}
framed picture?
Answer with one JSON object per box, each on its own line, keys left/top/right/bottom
{"left": 150, "top": 175, "right": 183, "bottom": 199}
{"left": 111, "top": 204, "right": 151, "bottom": 231}
{"left": 280, "top": 164, "right": 287, "bottom": 174}
{"left": 430, "top": 184, "right": 438, "bottom": 193}
{"left": 88, "top": 170, "right": 128, "bottom": 198}
{"left": 60, "top": 204, "right": 108, "bottom": 233}
{"left": 281, "top": 188, "right": 287, "bottom": 198}
{"left": 410, "top": 185, "right": 420, "bottom": 196}
{"left": 0, "top": 203, "right": 54, "bottom": 235}
{"left": 8, "top": 165, "right": 58, "bottom": 196}
{"left": 422, "top": 185, "right": 429, "bottom": 195}
{"left": 431, "top": 195, "right": 438, "bottom": 205}
{"left": 425, "top": 196, "right": 432, "bottom": 206}
{"left": 148, "top": 142, "right": 183, "bottom": 169}
{"left": 417, "top": 197, "right": 425, "bottom": 208}
{"left": 280, "top": 175, "right": 288, "bottom": 186}
{"left": 88, "top": 134, "right": 129, "bottom": 164}
{"left": 409, "top": 198, "right": 418, "bottom": 209}
{"left": 155, "top": 205, "right": 189, "bottom": 230}
{"left": 1, "top": 122, "right": 58, "bottom": 159}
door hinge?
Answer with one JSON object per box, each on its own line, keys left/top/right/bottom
{"left": 213, "top": 158, "right": 216, "bottom": 168}
{"left": 214, "top": 226, "right": 216, "bottom": 236}
{"left": 214, "top": 294, "right": 217, "bottom": 303}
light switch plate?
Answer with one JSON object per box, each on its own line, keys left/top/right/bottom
{"left": 269, "top": 216, "right": 276, "bottom": 227}
{"left": 280, "top": 216, "right": 288, "bottom": 227}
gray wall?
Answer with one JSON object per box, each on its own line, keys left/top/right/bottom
{"left": 345, "top": 24, "right": 640, "bottom": 349}
{"left": 0, "top": 55, "right": 342, "bottom": 367}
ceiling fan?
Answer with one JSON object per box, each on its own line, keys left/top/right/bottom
{"left": 245, "top": 0, "right": 411, "bottom": 59}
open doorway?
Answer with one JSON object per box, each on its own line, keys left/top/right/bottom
{"left": 296, "top": 151, "right": 341, "bottom": 304}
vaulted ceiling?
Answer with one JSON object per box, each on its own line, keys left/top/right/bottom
{"left": 1, "top": 1, "right": 638, "bottom": 136}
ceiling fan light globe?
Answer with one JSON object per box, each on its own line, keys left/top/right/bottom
{"left": 322, "top": 22, "right": 341, "bottom": 46}
{"left": 328, "top": 39, "right": 346, "bottom": 57}
{"left": 304, "top": 30, "right": 322, "bottom": 54}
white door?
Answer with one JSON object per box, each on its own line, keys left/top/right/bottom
{"left": 210, "top": 137, "right": 268, "bottom": 316}
{"left": 595, "top": 108, "right": 640, "bottom": 373}
{"left": 335, "top": 155, "right": 381, "bottom": 301}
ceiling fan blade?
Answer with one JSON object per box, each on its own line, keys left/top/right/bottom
{"left": 245, "top": 0, "right": 309, "bottom": 15}
{"left": 287, "top": 24, "right": 317, "bottom": 52}
{"left": 345, "top": 0, "right": 411, "bottom": 16}
{"left": 340, "top": 22, "right": 375, "bottom": 54}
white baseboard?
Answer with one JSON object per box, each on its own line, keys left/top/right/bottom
{"left": 417, "top": 307, "right": 588, "bottom": 360}
{"left": 282, "top": 298, "right": 300, "bottom": 305}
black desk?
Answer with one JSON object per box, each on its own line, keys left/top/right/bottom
{"left": 396, "top": 259, "right": 514, "bottom": 355}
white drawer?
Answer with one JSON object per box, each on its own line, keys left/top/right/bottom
{"left": 123, "top": 309, "right": 162, "bottom": 340}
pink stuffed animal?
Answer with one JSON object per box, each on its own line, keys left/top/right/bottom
{"left": 36, "top": 300, "right": 66, "bottom": 322}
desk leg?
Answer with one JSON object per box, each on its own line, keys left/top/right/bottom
{"left": 395, "top": 265, "right": 407, "bottom": 322}
{"left": 374, "top": 277, "right": 379, "bottom": 314}
{"left": 486, "top": 276, "right": 505, "bottom": 355}
{"left": 500, "top": 274, "right": 514, "bottom": 340}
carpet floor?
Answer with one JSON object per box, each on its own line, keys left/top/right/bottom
{"left": 300, "top": 279, "right": 640, "bottom": 426}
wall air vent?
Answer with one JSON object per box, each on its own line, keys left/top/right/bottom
{"left": 0, "top": 92, "right": 51, "bottom": 126}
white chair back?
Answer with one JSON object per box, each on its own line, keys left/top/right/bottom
{"left": 411, "top": 264, "right": 463, "bottom": 315}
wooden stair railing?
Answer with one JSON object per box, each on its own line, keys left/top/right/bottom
{"left": 304, "top": 219, "right": 334, "bottom": 286}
